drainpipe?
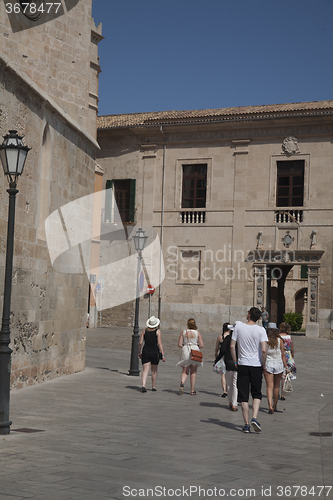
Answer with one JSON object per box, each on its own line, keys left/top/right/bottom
{"left": 158, "top": 126, "right": 166, "bottom": 319}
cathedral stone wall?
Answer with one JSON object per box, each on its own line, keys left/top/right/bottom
{"left": 0, "top": 1, "right": 101, "bottom": 388}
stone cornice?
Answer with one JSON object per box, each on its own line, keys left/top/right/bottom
{"left": 246, "top": 249, "right": 325, "bottom": 264}
{"left": 98, "top": 121, "right": 333, "bottom": 148}
{"left": 91, "top": 30, "right": 104, "bottom": 44}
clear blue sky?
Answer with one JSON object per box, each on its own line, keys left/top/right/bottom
{"left": 92, "top": 0, "right": 333, "bottom": 117}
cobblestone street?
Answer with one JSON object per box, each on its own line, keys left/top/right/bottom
{"left": 0, "top": 328, "right": 331, "bottom": 500}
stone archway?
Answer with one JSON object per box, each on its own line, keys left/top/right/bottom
{"left": 295, "top": 288, "right": 307, "bottom": 314}
{"left": 295, "top": 287, "right": 308, "bottom": 329}
{"left": 247, "top": 249, "right": 324, "bottom": 335}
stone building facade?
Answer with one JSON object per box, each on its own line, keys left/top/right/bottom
{"left": 97, "top": 101, "right": 333, "bottom": 338}
{"left": 0, "top": 0, "right": 102, "bottom": 387}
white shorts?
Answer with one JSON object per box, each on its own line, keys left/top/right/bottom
{"left": 265, "top": 359, "right": 283, "bottom": 374}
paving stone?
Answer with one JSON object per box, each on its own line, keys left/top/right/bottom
{"left": 0, "top": 329, "right": 331, "bottom": 500}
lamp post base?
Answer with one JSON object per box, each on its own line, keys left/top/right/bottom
{"left": 0, "top": 420, "right": 12, "bottom": 435}
{"left": 128, "top": 330, "right": 140, "bottom": 376}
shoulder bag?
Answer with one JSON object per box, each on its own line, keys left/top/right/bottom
{"left": 185, "top": 331, "right": 203, "bottom": 362}
{"left": 191, "top": 349, "right": 203, "bottom": 362}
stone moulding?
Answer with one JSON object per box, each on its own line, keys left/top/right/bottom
{"left": 98, "top": 122, "right": 333, "bottom": 149}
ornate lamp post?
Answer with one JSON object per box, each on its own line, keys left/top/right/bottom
{"left": 0, "top": 130, "right": 30, "bottom": 435}
{"left": 129, "top": 228, "right": 148, "bottom": 376}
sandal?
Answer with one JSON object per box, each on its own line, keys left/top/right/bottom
{"left": 268, "top": 408, "right": 274, "bottom": 414}
{"left": 191, "top": 391, "right": 197, "bottom": 395}
{"left": 230, "top": 406, "right": 238, "bottom": 411}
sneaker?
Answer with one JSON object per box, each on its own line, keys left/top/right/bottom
{"left": 142, "top": 387, "right": 147, "bottom": 393}
{"left": 242, "top": 424, "right": 251, "bottom": 433}
{"left": 179, "top": 384, "right": 184, "bottom": 395}
{"left": 251, "top": 418, "right": 261, "bottom": 432}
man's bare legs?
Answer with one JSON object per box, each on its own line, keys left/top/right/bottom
{"left": 241, "top": 398, "right": 261, "bottom": 424}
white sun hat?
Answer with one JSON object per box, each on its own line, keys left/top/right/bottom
{"left": 146, "top": 316, "right": 160, "bottom": 328}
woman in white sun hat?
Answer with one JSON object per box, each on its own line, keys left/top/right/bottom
{"left": 138, "top": 316, "right": 165, "bottom": 393}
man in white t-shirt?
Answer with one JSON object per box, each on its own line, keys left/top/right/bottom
{"left": 230, "top": 307, "right": 268, "bottom": 433}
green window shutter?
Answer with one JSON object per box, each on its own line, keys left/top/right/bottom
{"left": 129, "top": 179, "right": 136, "bottom": 223}
{"left": 301, "top": 265, "right": 308, "bottom": 279}
{"left": 105, "top": 180, "right": 113, "bottom": 222}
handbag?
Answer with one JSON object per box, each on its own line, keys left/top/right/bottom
{"left": 213, "top": 358, "right": 226, "bottom": 374}
{"left": 283, "top": 373, "right": 293, "bottom": 395}
{"left": 184, "top": 330, "right": 203, "bottom": 363}
{"left": 190, "top": 349, "right": 203, "bottom": 362}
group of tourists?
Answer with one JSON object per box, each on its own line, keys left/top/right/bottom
{"left": 137, "top": 308, "right": 296, "bottom": 433}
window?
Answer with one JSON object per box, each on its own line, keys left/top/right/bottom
{"left": 276, "top": 160, "right": 304, "bottom": 207}
{"left": 182, "top": 164, "right": 207, "bottom": 209}
{"left": 105, "top": 179, "right": 136, "bottom": 224}
{"left": 300, "top": 265, "right": 308, "bottom": 279}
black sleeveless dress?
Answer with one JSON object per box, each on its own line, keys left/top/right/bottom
{"left": 141, "top": 328, "right": 160, "bottom": 365}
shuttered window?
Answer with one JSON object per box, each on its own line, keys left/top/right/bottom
{"left": 276, "top": 160, "right": 304, "bottom": 207}
{"left": 182, "top": 164, "right": 207, "bottom": 209}
{"left": 301, "top": 265, "right": 308, "bottom": 279}
{"left": 105, "top": 179, "right": 136, "bottom": 223}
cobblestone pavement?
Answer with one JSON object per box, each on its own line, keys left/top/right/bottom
{"left": 0, "top": 328, "right": 332, "bottom": 500}
{"left": 86, "top": 326, "right": 220, "bottom": 358}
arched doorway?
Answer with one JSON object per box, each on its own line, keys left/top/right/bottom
{"left": 295, "top": 288, "right": 307, "bottom": 314}
{"left": 267, "top": 264, "right": 293, "bottom": 326}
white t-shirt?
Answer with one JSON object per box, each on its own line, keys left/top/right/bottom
{"left": 232, "top": 322, "right": 268, "bottom": 367}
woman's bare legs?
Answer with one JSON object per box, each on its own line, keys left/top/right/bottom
{"left": 179, "top": 367, "right": 189, "bottom": 394}
{"left": 181, "top": 367, "right": 189, "bottom": 385}
{"left": 142, "top": 362, "right": 150, "bottom": 388}
{"left": 273, "top": 373, "right": 283, "bottom": 410}
{"left": 190, "top": 365, "right": 198, "bottom": 393}
{"left": 151, "top": 364, "right": 158, "bottom": 390}
{"left": 264, "top": 371, "right": 274, "bottom": 411}
{"left": 221, "top": 373, "right": 227, "bottom": 395}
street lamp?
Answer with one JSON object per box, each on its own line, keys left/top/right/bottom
{"left": 129, "top": 228, "right": 148, "bottom": 376}
{"left": 0, "top": 130, "right": 30, "bottom": 434}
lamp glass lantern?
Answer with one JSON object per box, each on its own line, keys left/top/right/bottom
{"left": 133, "top": 227, "right": 148, "bottom": 253}
{"left": 0, "top": 130, "right": 30, "bottom": 183}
